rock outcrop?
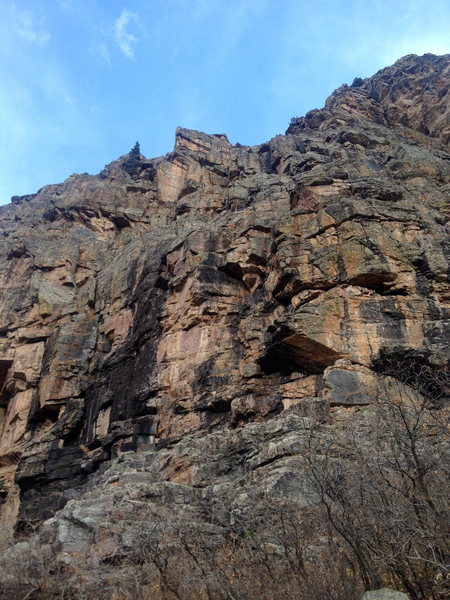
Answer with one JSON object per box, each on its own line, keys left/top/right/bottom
{"left": 0, "top": 53, "right": 448, "bottom": 599}
{"left": 362, "top": 591, "right": 410, "bottom": 600}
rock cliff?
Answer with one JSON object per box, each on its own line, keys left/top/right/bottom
{"left": 0, "top": 53, "right": 449, "bottom": 600}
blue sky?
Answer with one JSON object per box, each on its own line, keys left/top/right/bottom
{"left": 1, "top": 0, "right": 449, "bottom": 205}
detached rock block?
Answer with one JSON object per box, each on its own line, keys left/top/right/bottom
{"left": 362, "top": 590, "right": 410, "bottom": 600}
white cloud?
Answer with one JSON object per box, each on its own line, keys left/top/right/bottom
{"left": 16, "top": 10, "right": 51, "bottom": 46}
{"left": 379, "top": 37, "right": 450, "bottom": 67}
{"left": 114, "top": 9, "right": 139, "bottom": 59}
{"left": 93, "top": 42, "right": 112, "bottom": 65}
{"left": 57, "top": 0, "right": 74, "bottom": 11}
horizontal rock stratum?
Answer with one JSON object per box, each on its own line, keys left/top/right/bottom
{"left": 0, "top": 53, "right": 449, "bottom": 600}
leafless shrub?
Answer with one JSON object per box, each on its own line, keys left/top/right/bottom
{"left": 301, "top": 363, "right": 449, "bottom": 600}
{"left": 1, "top": 359, "right": 447, "bottom": 599}
{"left": 376, "top": 352, "right": 449, "bottom": 406}
{"left": 100, "top": 501, "right": 357, "bottom": 600}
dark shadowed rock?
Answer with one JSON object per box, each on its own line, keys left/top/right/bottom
{"left": 0, "top": 55, "right": 448, "bottom": 597}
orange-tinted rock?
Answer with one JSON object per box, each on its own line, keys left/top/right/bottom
{"left": 0, "top": 53, "right": 448, "bottom": 532}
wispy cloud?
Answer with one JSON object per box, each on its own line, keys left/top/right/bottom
{"left": 57, "top": 0, "right": 75, "bottom": 11}
{"left": 114, "top": 9, "right": 139, "bottom": 58}
{"left": 92, "top": 41, "right": 112, "bottom": 65}
{"left": 379, "top": 36, "right": 450, "bottom": 67}
{"left": 16, "top": 10, "right": 51, "bottom": 46}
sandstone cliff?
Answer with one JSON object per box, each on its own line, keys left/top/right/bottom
{"left": 0, "top": 53, "right": 448, "bottom": 600}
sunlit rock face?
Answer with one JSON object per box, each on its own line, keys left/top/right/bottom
{"left": 0, "top": 53, "right": 448, "bottom": 533}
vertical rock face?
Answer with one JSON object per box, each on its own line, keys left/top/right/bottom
{"left": 0, "top": 53, "right": 449, "bottom": 532}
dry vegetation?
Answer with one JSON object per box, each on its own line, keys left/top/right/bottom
{"left": 1, "top": 362, "right": 448, "bottom": 600}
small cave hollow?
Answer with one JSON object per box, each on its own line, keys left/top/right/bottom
{"left": 0, "top": 360, "right": 13, "bottom": 400}
{"left": 258, "top": 328, "right": 342, "bottom": 375}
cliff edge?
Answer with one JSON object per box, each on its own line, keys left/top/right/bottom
{"left": 0, "top": 53, "right": 448, "bottom": 600}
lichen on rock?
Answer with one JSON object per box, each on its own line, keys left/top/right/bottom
{"left": 0, "top": 53, "right": 449, "bottom": 600}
